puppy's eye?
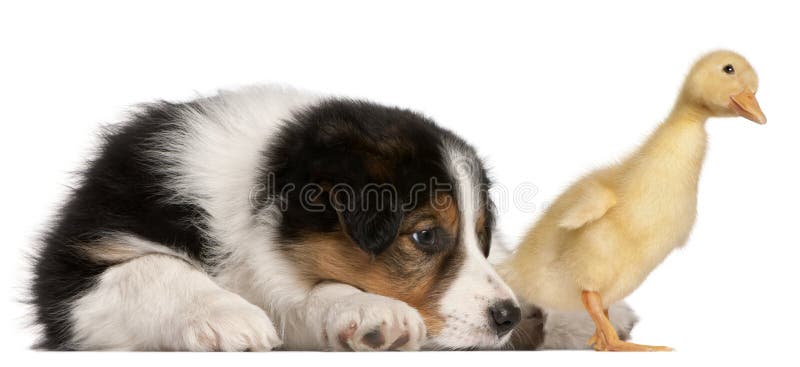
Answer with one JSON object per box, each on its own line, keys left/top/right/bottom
{"left": 723, "top": 64, "right": 735, "bottom": 74}
{"left": 411, "top": 228, "right": 441, "bottom": 250}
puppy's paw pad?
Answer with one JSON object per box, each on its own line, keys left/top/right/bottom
{"left": 388, "top": 331, "right": 410, "bottom": 349}
{"left": 360, "top": 328, "right": 386, "bottom": 349}
{"left": 325, "top": 294, "right": 426, "bottom": 351}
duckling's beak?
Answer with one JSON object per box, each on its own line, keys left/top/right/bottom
{"left": 729, "top": 90, "right": 767, "bottom": 124}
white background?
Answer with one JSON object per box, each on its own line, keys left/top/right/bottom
{"left": 2, "top": 0, "right": 798, "bottom": 366}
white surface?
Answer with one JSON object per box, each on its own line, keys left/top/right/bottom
{"left": 2, "top": 0, "right": 798, "bottom": 365}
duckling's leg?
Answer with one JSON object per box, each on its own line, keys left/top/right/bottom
{"left": 581, "top": 291, "right": 672, "bottom": 352}
{"left": 586, "top": 308, "right": 608, "bottom": 349}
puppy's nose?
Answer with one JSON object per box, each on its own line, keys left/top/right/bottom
{"left": 489, "top": 300, "right": 521, "bottom": 337}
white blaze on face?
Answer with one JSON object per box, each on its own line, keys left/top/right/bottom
{"left": 427, "top": 143, "right": 520, "bottom": 349}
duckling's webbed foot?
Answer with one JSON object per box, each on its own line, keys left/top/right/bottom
{"left": 581, "top": 291, "right": 673, "bottom": 352}
{"left": 587, "top": 328, "right": 607, "bottom": 351}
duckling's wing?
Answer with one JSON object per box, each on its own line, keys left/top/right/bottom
{"left": 558, "top": 180, "right": 617, "bottom": 230}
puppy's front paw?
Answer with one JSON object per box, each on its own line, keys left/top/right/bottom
{"left": 181, "top": 291, "right": 282, "bottom": 351}
{"left": 324, "top": 293, "right": 426, "bottom": 351}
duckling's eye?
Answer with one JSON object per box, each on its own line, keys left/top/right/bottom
{"left": 723, "top": 64, "right": 735, "bottom": 74}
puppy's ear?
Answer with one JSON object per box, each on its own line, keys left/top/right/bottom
{"left": 333, "top": 187, "right": 403, "bottom": 255}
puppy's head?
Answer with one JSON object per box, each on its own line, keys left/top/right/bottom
{"left": 267, "top": 99, "right": 521, "bottom": 349}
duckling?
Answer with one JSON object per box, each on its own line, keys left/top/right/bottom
{"left": 499, "top": 50, "right": 766, "bottom": 351}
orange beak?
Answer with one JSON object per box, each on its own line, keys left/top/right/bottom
{"left": 729, "top": 90, "right": 767, "bottom": 124}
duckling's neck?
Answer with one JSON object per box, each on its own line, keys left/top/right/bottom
{"left": 628, "top": 101, "right": 709, "bottom": 187}
{"left": 665, "top": 101, "right": 711, "bottom": 128}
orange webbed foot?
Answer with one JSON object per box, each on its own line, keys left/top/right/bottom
{"left": 587, "top": 327, "right": 672, "bottom": 351}
{"left": 587, "top": 328, "right": 607, "bottom": 351}
{"left": 582, "top": 291, "right": 673, "bottom": 352}
{"left": 598, "top": 339, "right": 673, "bottom": 352}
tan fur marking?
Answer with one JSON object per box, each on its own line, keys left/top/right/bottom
{"left": 284, "top": 194, "right": 461, "bottom": 336}
{"left": 78, "top": 243, "right": 144, "bottom": 264}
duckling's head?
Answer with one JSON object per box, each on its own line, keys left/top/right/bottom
{"left": 680, "top": 50, "right": 766, "bottom": 124}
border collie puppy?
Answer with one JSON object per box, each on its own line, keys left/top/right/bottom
{"left": 30, "top": 86, "right": 635, "bottom": 351}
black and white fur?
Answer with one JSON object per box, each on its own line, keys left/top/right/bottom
{"left": 30, "top": 85, "right": 635, "bottom": 351}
